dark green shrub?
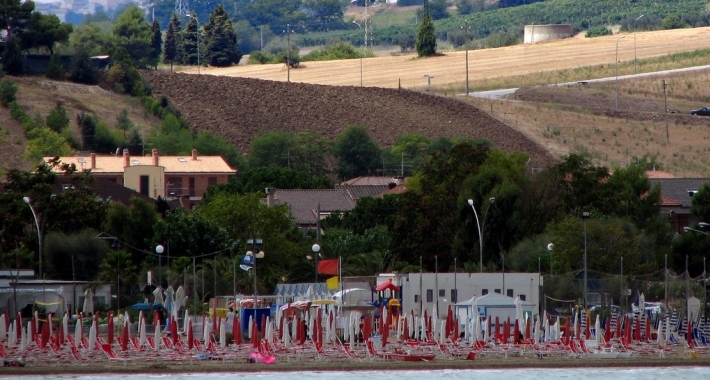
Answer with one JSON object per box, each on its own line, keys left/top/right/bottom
{"left": 45, "top": 54, "right": 66, "bottom": 80}
{"left": 2, "top": 36, "right": 24, "bottom": 76}
{"left": 585, "top": 26, "right": 612, "bottom": 38}
{"left": 69, "top": 48, "right": 98, "bottom": 85}
{"left": 248, "top": 51, "right": 273, "bottom": 64}
{"left": 0, "top": 79, "right": 18, "bottom": 107}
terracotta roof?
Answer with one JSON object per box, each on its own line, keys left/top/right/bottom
{"left": 272, "top": 189, "right": 356, "bottom": 225}
{"left": 660, "top": 196, "right": 682, "bottom": 207}
{"left": 649, "top": 178, "right": 710, "bottom": 208}
{"left": 645, "top": 170, "right": 676, "bottom": 179}
{"left": 44, "top": 153, "right": 236, "bottom": 175}
{"left": 340, "top": 176, "right": 398, "bottom": 186}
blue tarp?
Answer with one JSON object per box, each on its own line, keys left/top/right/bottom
{"left": 131, "top": 302, "right": 164, "bottom": 311}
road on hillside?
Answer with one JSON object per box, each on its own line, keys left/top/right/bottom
{"left": 467, "top": 64, "right": 710, "bottom": 100}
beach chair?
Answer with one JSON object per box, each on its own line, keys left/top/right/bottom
{"left": 70, "top": 345, "right": 89, "bottom": 366}
{"left": 146, "top": 336, "right": 156, "bottom": 349}
{"left": 100, "top": 343, "right": 132, "bottom": 366}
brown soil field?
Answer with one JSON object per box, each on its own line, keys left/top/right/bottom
{"left": 142, "top": 70, "right": 557, "bottom": 168}
{"left": 186, "top": 27, "right": 710, "bottom": 90}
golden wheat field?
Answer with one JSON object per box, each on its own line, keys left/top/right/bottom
{"left": 183, "top": 27, "right": 710, "bottom": 90}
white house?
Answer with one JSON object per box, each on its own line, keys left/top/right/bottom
{"left": 377, "top": 272, "right": 541, "bottom": 319}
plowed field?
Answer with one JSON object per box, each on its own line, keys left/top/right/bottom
{"left": 142, "top": 71, "right": 558, "bottom": 168}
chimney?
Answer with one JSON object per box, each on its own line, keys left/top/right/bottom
{"left": 123, "top": 149, "right": 130, "bottom": 168}
{"left": 152, "top": 148, "right": 159, "bottom": 166}
{"left": 90, "top": 153, "right": 96, "bottom": 169}
{"left": 192, "top": 149, "right": 198, "bottom": 161}
{"left": 265, "top": 188, "right": 275, "bottom": 206}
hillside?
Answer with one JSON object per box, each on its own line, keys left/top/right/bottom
{"left": 0, "top": 77, "right": 162, "bottom": 172}
{"left": 142, "top": 70, "right": 557, "bottom": 168}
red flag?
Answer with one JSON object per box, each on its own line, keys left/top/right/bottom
{"left": 317, "top": 259, "right": 339, "bottom": 275}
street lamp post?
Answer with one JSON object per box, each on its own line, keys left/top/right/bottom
{"left": 312, "top": 244, "right": 321, "bottom": 287}
{"left": 23, "top": 194, "right": 56, "bottom": 281}
{"left": 156, "top": 244, "right": 164, "bottom": 288}
{"left": 615, "top": 35, "right": 625, "bottom": 110}
{"left": 188, "top": 14, "right": 200, "bottom": 74}
{"left": 467, "top": 197, "right": 495, "bottom": 273}
{"left": 582, "top": 211, "right": 590, "bottom": 309}
{"left": 633, "top": 15, "right": 644, "bottom": 74}
{"left": 353, "top": 21, "right": 364, "bottom": 87}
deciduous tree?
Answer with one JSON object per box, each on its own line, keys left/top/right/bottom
{"left": 332, "top": 125, "right": 381, "bottom": 180}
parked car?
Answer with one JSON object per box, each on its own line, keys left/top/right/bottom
{"left": 690, "top": 106, "right": 710, "bottom": 116}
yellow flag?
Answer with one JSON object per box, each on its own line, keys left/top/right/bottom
{"left": 326, "top": 276, "right": 339, "bottom": 290}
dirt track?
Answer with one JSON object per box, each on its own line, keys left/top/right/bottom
{"left": 187, "top": 27, "right": 710, "bottom": 89}
{"left": 142, "top": 71, "right": 557, "bottom": 168}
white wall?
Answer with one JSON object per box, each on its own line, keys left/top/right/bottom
{"left": 379, "top": 272, "right": 541, "bottom": 319}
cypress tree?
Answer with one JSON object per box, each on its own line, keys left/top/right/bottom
{"left": 163, "top": 13, "right": 180, "bottom": 70}
{"left": 149, "top": 18, "right": 162, "bottom": 69}
{"left": 415, "top": 0, "right": 437, "bottom": 57}
{"left": 202, "top": 4, "right": 241, "bottom": 67}
{"left": 182, "top": 16, "right": 199, "bottom": 65}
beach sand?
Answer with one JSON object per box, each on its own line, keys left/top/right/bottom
{"left": 3, "top": 352, "right": 710, "bottom": 376}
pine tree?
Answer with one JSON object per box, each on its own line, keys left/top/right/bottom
{"left": 181, "top": 15, "right": 199, "bottom": 66}
{"left": 163, "top": 13, "right": 181, "bottom": 70}
{"left": 116, "top": 109, "right": 134, "bottom": 138}
{"left": 415, "top": 0, "right": 437, "bottom": 57}
{"left": 45, "top": 53, "right": 65, "bottom": 79}
{"left": 202, "top": 4, "right": 242, "bottom": 67}
{"left": 149, "top": 18, "right": 162, "bottom": 69}
{"left": 2, "top": 36, "right": 25, "bottom": 75}
{"left": 46, "top": 103, "right": 70, "bottom": 133}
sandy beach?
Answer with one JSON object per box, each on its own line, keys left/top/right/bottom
{"left": 3, "top": 353, "right": 710, "bottom": 376}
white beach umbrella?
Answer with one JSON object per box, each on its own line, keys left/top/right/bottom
{"left": 0, "top": 313, "right": 6, "bottom": 342}
{"left": 153, "top": 286, "right": 164, "bottom": 306}
{"left": 656, "top": 317, "right": 664, "bottom": 345}
{"left": 533, "top": 316, "right": 541, "bottom": 344}
{"left": 474, "top": 316, "right": 481, "bottom": 342}
{"left": 74, "top": 318, "right": 82, "bottom": 348}
{"left": 439, "top": 320, "right": 445, "bottom": 344}
{"left": 219, "top": 318, "right": 226, "bottom": 348}
{"left": 154, "top": 319, "right": 161, "bottom": 351}
{"left": 483, "top": 317, "right": 490, "bottom": 343}
{"left": 665, "top": 316, "right": 671, "bottom": 343}
{"left": 204, "top": 318, "right": 212, "bottom": 344}
{"left": 544, "top": 317, "right": 550, "bottom": 342}
{"left": 594, "top": 314, "right": 602, "bottom": 345}
{"left": 20, "top": 326, "right": 26, "bottom": 353}
{"left": 62, "top": 313, "right": 69, "bottom": 342}
{"left": 183, "top": 310, "right": 189, "bottom": 333}
{"left": 164, "top": 286, "right": 175, "bottom": 315}
{"left": 7, "top": 323, "right": 14, "bottom": 347}
{"left": 247, "top": 316, "right": 252, "bottom": 342}
{"left": 283, "top": 320, "right": 290, "bottom": 349}
{"left": 82, "top": 289, "right": 94, "bottom": 315}
{"left": 139, "top": 316, "right": 146, "bottom": 346}
{"left": 514, "top": 296, "right": 523, "bottom": 326}
{"left": 88, "top": 320, "right": 96, "bottom": 351}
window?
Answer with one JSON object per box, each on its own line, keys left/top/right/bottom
{"left": 414, "top": 295, "right": 419, "bottom": 303}
{"left": 451, "top": 289, "right": 458, "bottom": 303}
{"left": 507, "top": 289, "right": 514, "bottom": 297}
{"left": 439, "top": 289, "right": 445, "bottom": 297}
{"left": 139, "top": 175, "right": 149, "bottom": 196}
{"left": 167, "top": 177, "right": 183, "bottom": 196}
{"left": 494, "top": 289, "right": 501, "bottom": 294}
{"left": 208, "top": 177, "right": 218, "bottom": 187}
{"left": 426, "top": 289, "right": 433, "bottom": 302}
{"left": 189, "top": 177, "right": 195, "bottom": 197}
{"left": 519, "top": 294, "right": 526, "bottom": 301}
{"left": 482, "top": 289, "right": 488, "bottom": 296}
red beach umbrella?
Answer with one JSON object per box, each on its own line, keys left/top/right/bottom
{"left": 187, "top": 319, "right": 194, "bottom": 349}
{"left": 503, "top": 318, "right": 510, "bottom": 344}
{"left": 495, "top": 316, "right": 500, "bottom": 339}
{"left": 644, "top": 317, "right": 651, "bottom": 342}
{"left": 604, "top": 318, "right": 612, "bottom": 344}
{"left": 616, "top": 314, "right": 622, "bottom": 339}
{"left": 687, "top": 320, "right": 693, "bottom": 346}
{"left": 234, "top": 316, "right": 242, "bottom": 345}
{"left": 171, "top": 318, "right": 178, "bottom": 345}
{"left": 564, "top": 317, "right": 571, "bottom": 346}
{"left": 585, "top": 314, "right": 590, "bottom": 340}
{"left": 107, "top": 313, "right": 114, "bottom": 345}
{"left": 402, "top": 316, "right": 409, "bottom": 341}
{"left": 278, "top": 315, "right": 284, "bottom": 341}
{"left": 30, "top": 315, "right": 36, "bottom": 342}
{"left": 513, "top": 319, "right": 520, "bottom": 345}
{"left": 16, "top": 313, "right": 22, "bottom": 343}
{"left": 634, "top": 316, "right": 641, "bottom": 341}
{"left": 120, "top": 322, "right": 129, "bottom": 351}
{"left": 252, "top": 320, "right": 259, "bottom": 349}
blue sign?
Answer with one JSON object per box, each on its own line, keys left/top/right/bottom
{"left": 241, "top": 255, "right": 254, "bottom": 266}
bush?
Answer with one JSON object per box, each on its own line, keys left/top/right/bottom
{"left": 248, "top": 51, "right": 274, "bottom": 64}
{"left": 0, "top": 79, "right": 18, "bottom": 107}
{"left": 301, "top": 42, "right": 365, "bottom": 62}
{"left": 69, "top": 48, "right": 98, "bottom": 85}
{"left": 585, "top": 26, "right": 612, "bottom": 38}
{"left": 8, "top": 101, "right": 37, "bottom": 135}
{"left": 45, "top": 54, "right": 66, "bottom": 80}
{"left": 46, "top": 103, "right": 70, "bottom": 133}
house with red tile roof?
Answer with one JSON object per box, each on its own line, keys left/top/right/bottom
{"left": 44, "top": 148, "right": 236, "bottom": 208}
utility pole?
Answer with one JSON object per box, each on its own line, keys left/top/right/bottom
{"left": 663, "top": 79, "right": 669, "bottom": 143}
{"left": 464, "top": 19, "right": 469, "bottom": 96}
{"left": 287, "top": 24, "right": 291, "bottom": 83}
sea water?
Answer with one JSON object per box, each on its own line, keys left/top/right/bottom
{"left": 6, "top": 367, "right": 709, "bottom": 380}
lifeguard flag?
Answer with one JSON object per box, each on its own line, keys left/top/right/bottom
{"left": 326, "top": 276, "right": 339, "bottom": 290}
{"left": 317, "top": 259, "right": 339, "bottom": 275}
